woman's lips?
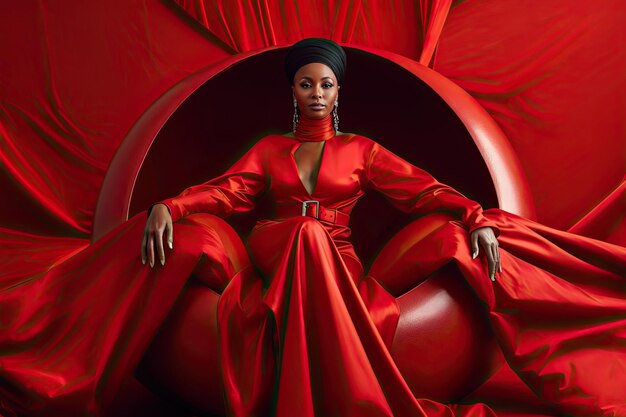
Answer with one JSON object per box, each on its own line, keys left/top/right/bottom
{"left": 308, "top": 103, "right": 325, "bottom": 110}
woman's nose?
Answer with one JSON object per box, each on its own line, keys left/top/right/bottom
{"left": 311, "top": 86, "right": 322, "bottom": 98}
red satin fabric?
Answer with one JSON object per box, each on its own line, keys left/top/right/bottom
{"left": 0, "top": 0, "right": 229, "bottom": 237}
{"left": 373, "top": 209, "right": 626, "bottom": 416}
{"left": 0, "top": 214, "right": 245, "bottom": 416}
{"left": 174, "top": 0, "right": 429, "bottom": 58}
{"left": 435, "top": 0, "right": 626, "bottom": 231}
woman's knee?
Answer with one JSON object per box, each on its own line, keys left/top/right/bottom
{"left": 174, "top": 214, "right": 251, "bottom": 291}
{"left": 178, "top": 215, "right": 247, "bottom": 258}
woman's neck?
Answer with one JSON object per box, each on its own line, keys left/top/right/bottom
{"left": 294, "top": 113, "right": 335, "bottom": 142}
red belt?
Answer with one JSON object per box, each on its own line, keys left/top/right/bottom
{"left": 274, "top": 200, "right": 350, "bottom": 227}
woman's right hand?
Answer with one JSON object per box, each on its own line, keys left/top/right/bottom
{"left": 142, "top": 203, "right": 173, "bottom": 267}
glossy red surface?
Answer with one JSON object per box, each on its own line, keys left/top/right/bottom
{"left": 391, "top": 265, "right": 499, "bottom": 402}
{"left": 138, "top": 285, "right": 226, "bottom": 416}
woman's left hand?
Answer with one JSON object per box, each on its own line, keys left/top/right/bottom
{"left": 470, "top": 227, "right": 501, "bottom": 282}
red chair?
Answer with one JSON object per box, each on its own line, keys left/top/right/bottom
{"left": 95, "top": 47, "right": 541, "bottom": 416}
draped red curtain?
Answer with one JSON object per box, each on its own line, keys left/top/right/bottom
{"left": 174, "top": 0, "right": 452, "bottom": 61}
{"left": 0, "top": 0, "right": 230, "bottom": 238}
{"left": 435, "top": 0, "right": 626, "bottom": 233}
{"left": 419, "top": 0, "right": 452, "bottom": 65}
{"left": 0, "top": 0, "right": 229, "bottom": 284}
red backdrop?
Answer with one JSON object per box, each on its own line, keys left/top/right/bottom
{"left": 0, "top": 1, "right": 624, "bottom": 293}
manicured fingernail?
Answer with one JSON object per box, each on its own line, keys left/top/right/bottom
{"left": 491, "top": 274, "right": 495, "bottom": 281}
{"left": 142, "top": 257, "right": 145, "bottom": 265}
{"left": 168, "top": 241, "right": 173, "bottom": 250}
{"left": 472, "top": 252, "right": 477, "bottom": 259}
{"left": 150, "top": 259, "right": 154, "bottom": 268}
{"left": 160, "top": 258, "right": 165, "bottom": 266}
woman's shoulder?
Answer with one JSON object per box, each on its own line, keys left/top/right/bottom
{"left": 337, "top": 132, "right": 375, "bottom": 143}
{"left": 335, "top": 132, "right": 379, "bottom": 152}
{"left": 248, "top": 133, "right": 295, "bottom": 149}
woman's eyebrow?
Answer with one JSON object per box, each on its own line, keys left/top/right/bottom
{"left": 298, "top": 76, "right": 334, "bottom": 81}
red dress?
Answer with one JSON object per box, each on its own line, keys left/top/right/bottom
{"left": 158, "top": 114, "right": 626, "bottom": 417}
{"left": 1, "top": 114, "right": 625, "bottom": 417}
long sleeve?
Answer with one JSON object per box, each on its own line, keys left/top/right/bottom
{"left": 364, "top": 141, "right": 499, "bottom": 235}
{"left": 157, "top": 139, "right": 269, "bottom": 223}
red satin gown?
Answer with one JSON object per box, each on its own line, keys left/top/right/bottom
{"left": 1, "top": 113, "right": 625, "bottom": 417}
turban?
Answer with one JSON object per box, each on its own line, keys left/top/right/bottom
{"left": 284, "top": 38, "right": 347, "bottom": 86}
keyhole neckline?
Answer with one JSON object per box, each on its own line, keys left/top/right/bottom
{"left": 290, "top": 140, "right": 328, "bottom": 197}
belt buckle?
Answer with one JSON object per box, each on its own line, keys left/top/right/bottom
{"left": 301, "top": 200, "right": 320, "bottom": 219}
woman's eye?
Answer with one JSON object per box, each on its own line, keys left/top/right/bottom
{"left": 299, "top": 82, "right": 333, "bottom": 89}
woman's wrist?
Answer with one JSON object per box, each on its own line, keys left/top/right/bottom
{"left": 148, "top": 202, "right": 171, "bottom": 217}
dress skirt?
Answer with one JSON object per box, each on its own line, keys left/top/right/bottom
{"left": 218, "top": 209, "right": 626, "bottom": 417}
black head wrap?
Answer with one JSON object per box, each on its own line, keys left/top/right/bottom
{"left": 284, "top": 38, "right": 347, "bottom": 86}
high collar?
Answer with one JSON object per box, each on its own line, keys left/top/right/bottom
{"left": 294, "top": 113, "right": 335, "bottom": 142}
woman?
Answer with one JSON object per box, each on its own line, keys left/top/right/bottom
{"left": 141, "top": 38, "right": 626, "bottom": 417}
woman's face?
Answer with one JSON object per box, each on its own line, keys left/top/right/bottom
{"left": 292, "top": 62, "right": 339, "bottom": 120}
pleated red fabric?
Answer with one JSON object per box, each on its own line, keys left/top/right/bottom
{"left": 1, "top": 114, "right": 625, "bottom": 417}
